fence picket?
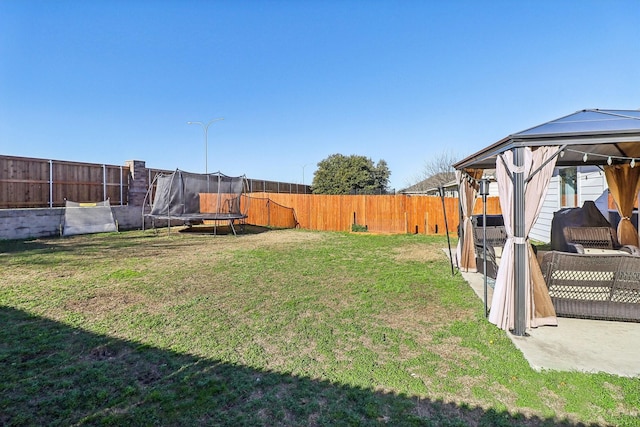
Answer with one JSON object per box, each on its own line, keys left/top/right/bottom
{"left": 246, "top": 193, "right": 501, "bottom": 235}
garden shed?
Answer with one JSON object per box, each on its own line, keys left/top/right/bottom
{"left": 454, "top": 109, "right": 640, "bottom": 336}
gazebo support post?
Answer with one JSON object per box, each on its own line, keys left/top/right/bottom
{"left": 513, "top": 147, "right": 527, "bottom": 336}
{"left": 479, "top": 178, "right": 489, "bottom": 318}
{"left": 439, "top": 186, "right": 455, "bottom": 276}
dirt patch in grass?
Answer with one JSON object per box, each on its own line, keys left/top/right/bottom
{"left": 65, "top": 288, "right": 144, "bottom": 317}
{"left": 24, "top": 228, "right": 326, "bottom": 265}
{"left": 376, "top": 298, "right": 475, "bottom": 343}
{"left": 172, "top": 227, "right": 328, "bottom": 252}
{"left": 391, "top": 243, "right": 448, "bottom": 264}
{"left": 432, "top": 335, "right": 484, "bottom": 368}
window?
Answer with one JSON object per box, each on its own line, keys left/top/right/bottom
{"left": 559, "top": 167, "right": 577, "bottom": 207}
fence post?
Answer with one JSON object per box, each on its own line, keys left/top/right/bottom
{"left": 119, "top": 166, "right": 124, "bottom": 205}
{"left": 102, "top": 164, "right": 107, "bottom": 201}
{"left": 49, "top": 159, "right": 53, "bottom": 208}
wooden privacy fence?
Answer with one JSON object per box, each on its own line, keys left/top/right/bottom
{"left": 247, "top": 179, "right": 310, "bottom": 194}
{"left": 0, "top": 155, "right": 130, "bottom": 208}
{"left": 1, "top": 154, "right": 500, "bottom": 234}
{"left": 0, "top": 155, "right": 311, "bottom": 209}
{"left": 246, "top": 193, "right": 501, "bottom": 234}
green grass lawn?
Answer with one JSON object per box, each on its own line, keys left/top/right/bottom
{"left": 1, "top": 227, "right": 638, "bottom": 426}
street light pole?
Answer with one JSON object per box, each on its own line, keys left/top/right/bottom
{"left": 302, "top": 164, "right": 310, "bottom": 186}
{"left": 187, "top": 118, "right": 224, "bottom": 174}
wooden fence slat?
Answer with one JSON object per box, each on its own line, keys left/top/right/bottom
{"left": 0, "top": 155, "right": 130, "bottom": 207}
{"left": 245, "top": 193, "right": 501, "bottom": 235}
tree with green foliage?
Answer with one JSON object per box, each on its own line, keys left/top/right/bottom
{"left": 311, "top": 154, "right": 391, "bottom": 195}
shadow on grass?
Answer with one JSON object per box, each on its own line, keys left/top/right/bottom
{"left": 0, "top": 307, "right": 596, "bottom": 426}
{"left": 0, "top": 226, "right": 272, "bottom": 267}
{"left": 0, "top": 234, "right": 182, "bottom": 269}
{"left": 178, "top": 224, "right": 272, "bottom": 236}
{"left": 0, "top": 232, "right": 155, "bottom": 255}
{"left": 0, "top": 238, "right": 55, "bottom": 254}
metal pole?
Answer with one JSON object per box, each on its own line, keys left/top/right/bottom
{"left": 513, "top": 147, "right": 527, "bottom": 336}
{"left": 439, "top": 186, "right": 455, "bottom": 276}
{"left": 49, "top": 159, "right": 53, "bottom": 208}
{"left": 119, "top": 166, "right": 124, "bottom": 205}
{"left": 187, "top": 118, "right": 224, "bottom": 175}
{"left": 102, "top": 164, "right": 107, "bottom": 201}
{"left": 302, "top": 163, "right": 311, "bottom": 186}
{"left": 480, "top": 179, "right": 489, "bottom": 318}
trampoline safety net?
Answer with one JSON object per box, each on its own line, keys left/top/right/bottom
{"left": 144, "top": 169, "right": 249, "bottom": 223}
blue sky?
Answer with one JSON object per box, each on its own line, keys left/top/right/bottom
{"left": 1, "top": 0, "right": 639, "bottom": 190}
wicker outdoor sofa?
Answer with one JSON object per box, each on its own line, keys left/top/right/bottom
{"left": 540, "top": 251, "right": 640, "bottom": 322}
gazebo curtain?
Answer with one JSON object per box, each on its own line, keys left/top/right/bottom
{"left": 489, "top": 146, "right": 559, "bottom": 331}
{"left": 604, "top": 164, "right": 640, "bottom": 246}
{"left": 456, "top": 169, "right": 483, "bottom": 271}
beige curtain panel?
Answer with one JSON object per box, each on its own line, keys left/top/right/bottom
{"left": 604, "top": 164, "right": 640, "bottom": 247}
{"left": 489, "top": 146, "right": 559, "bottom": 331}
{"left": 455, "top": 169, "right": 483, "bottom": 271}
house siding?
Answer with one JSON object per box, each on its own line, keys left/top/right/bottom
{"left": 578, "top": 168, "right": 607, "bottom": 206}
{"left": 530, "top": 176, "right": 560, "bottom": 243}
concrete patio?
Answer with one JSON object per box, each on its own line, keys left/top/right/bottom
{"left": 461, "top": 270, "right": 640, "bottom": 377}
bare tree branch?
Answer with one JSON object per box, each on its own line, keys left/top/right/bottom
{"left": 404, "top": 150, "right": 459, "bottom": 192}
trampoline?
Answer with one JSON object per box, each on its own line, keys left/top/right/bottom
{"left": 143, "top": 169, "right": 250, "bottom": 235}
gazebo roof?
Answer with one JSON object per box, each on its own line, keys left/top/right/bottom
{"left": 454, "top": 109, "right": 640, "bottom": 170}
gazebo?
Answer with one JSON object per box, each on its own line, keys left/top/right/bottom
{"left": 453, "top": 109, "right": 640, "bottom": 336}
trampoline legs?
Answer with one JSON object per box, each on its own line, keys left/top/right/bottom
{"left": 228, "top": 220, "right": 238, "bottom": 236}
{"left": 211, "top": 220, "right": 238, "bottom": 236}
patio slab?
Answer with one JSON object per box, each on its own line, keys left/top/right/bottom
{"left": 461, "top": 270, "right": 640, "bottom": 377}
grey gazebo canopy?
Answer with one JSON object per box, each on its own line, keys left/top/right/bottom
{"left": 455, "top": 109, "right": 640, "bottom": 170}
{"left": 454, "top": 109, "right": 640, "bottom": 336}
